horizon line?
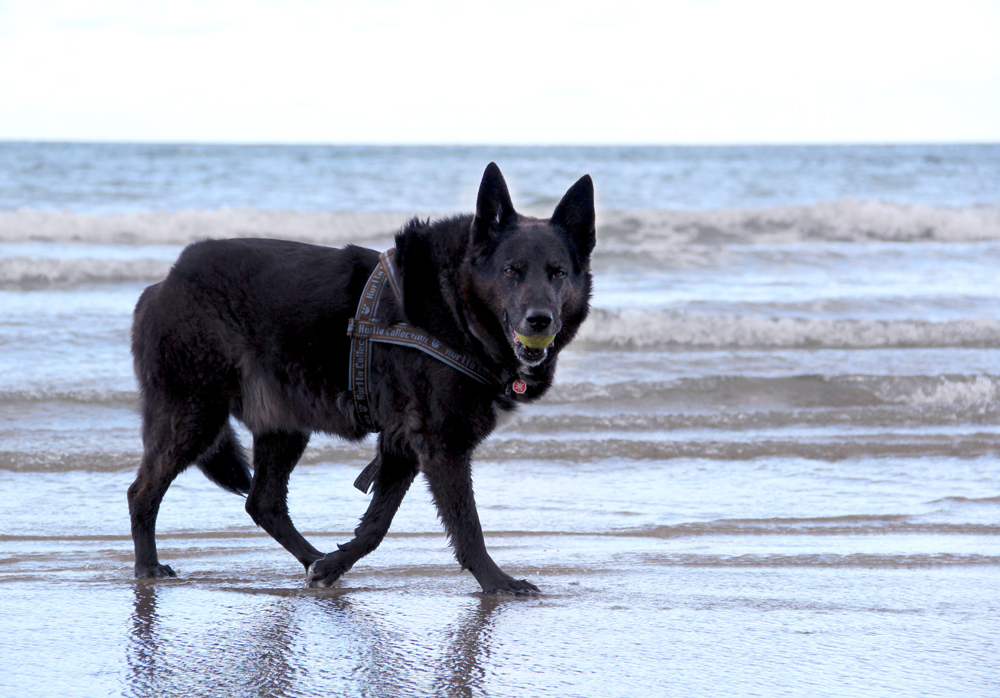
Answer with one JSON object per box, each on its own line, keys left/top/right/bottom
{"left": 2, "top": 138, "right": 998, "bottom": 149}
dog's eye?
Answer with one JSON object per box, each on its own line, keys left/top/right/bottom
{"left": 503, "top": 266, "right": 517, "bottom": 277}
{"left": 550, "top": 268, "right": 566, "bottom": 279}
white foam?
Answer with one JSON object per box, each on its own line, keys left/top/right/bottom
{"left": 0, "top": 256, "right": 173, "bottom": 286}
{"left": 579, "top": 308, "right": 1000, "bottom": 349}
{"left": 1, "top": 200, "right": 998, "bottom": 246}
{"left": 0, "top": 208, "right": 413, "bottom": 245}
{"left": 542, "top": 374, "right": 1000, "bottom": 410}
{"left": 597, "top": 200, "right": 1000, "bottom": 251}
{"left": 877, "top": 375, "right": 1000, "bottom": 407}
{"left": 0, "top": 388, "right": 137, "bottom": 406}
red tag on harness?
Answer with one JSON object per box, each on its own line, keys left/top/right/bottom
{"left": 512, "top": 379, "right": 527, "bottom": 394}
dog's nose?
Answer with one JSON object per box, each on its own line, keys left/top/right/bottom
{"left": 526, "top": 309, "right": 553, "bottom": 333}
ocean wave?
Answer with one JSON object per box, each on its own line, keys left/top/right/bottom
{"left": 0, "top": 449, "right": 138, "bottom": 473}
{"left": 0, "top": 389, "right": 138, "bottom": 407}
{"left": 473, "top": 434, "right": 1000, "bottom": 463}
{"left": 5, "top": 431, "right": 998, "bottom": 472}
{"left": 0, "top": 208, "right": 410, "bottom": 245}
{"left": 624, "top": 552, "right": 1000, "bottom": 568}
{"left": 11, "top": 517, "right": 995, "bottom": 541}
{"left": 598, "top": 200, "right": 1000, "bottom": 248}
{"left": 578, "top": 308, "right": 1000, "bottom": 348}
{"left": 631, "top": 516, "right": 1000, "bottom": 538}
{"left": 3, "top": 374, "right": 995, "bottom": 413}
{"left": 502, "top": 404, "right": 1000, "bottom": 433}
{"left": 544, "top": 374, "right": 1000, "bottom": 409}
{"left": 0, "top": 256, "right": 173, "bottom": 287}
{"left": 929, "top": 495, "right": 1000, "bottom": 505}
{"left": 1, "top": 200, "right": 998, "bottom": 246}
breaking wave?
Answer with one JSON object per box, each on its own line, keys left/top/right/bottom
{"left": 544, "top": 374, "right": 1000, "bottom": 408}
{"left": 598, "top": 200, "right": 1000, "bottom": 248}
{"left": 473, "top": 433, "right": 1000, "bottom": 462}
{"left": 502, "top": 403, "right": 1000, "bottom": 433}
{"left": 5, "top": 430, "right": 998, "bottom": 472}
{"left": 630, "top": 516, "right": 1000, "bottom": 538}
{"left": 0, "top": 208, "right": 410, "bottom": 245}
{"left": 578, "top": 308, "right": 1000, "bottom": 349}
{"left": 0, "top": 389, "right": 138, "bottom": 407}
{"left": 2, "top": 200, "right": 998, "bottom": 246}
{"left": 618, "top": 552, "right": 1000, "bottom": 568}
{"left": 3, "top": 374, "right": 996, "bottom": 412}
{"left": 0, "top": 256, "right": 172, "bottom": 287}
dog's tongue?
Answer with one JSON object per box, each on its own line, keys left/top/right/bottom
{"left": 515, "top": 331, "right": 555, "bottom": 350}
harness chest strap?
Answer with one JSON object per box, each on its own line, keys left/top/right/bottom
{"left": 346, "top": 253, "right": 387, "bottom": 434}
{"left": 347, "top": 249, "right": 513, "bottom": 493}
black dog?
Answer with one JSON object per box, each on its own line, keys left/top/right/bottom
{"left": 128, "top": 163, "right": 595, "bottom": 593}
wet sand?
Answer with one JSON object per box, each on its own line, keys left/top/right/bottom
{"left": 2, "top": 459, "right": 998, "bottom": 698}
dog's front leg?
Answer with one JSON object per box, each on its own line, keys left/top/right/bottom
{"left": 423, "top": 453, "right": 540, "bottom": 595}
{"left": 306, "top": 444, "right": 419, "bottom": 588}
{"left": 246, "top": 431, "right": 324, "bottom": 570}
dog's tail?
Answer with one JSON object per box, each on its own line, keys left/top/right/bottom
{"left": 196, "top": 424, "right": 252, "bottom": 496}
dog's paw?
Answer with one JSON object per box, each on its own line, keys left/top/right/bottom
{"left": 135, "top": 563, "right": 176, "bottom": 579}
{"left": 304, "top": 552, "right": 351, "bottom": 589}
{"left": 482, "top": 577, "right": 540, "bottom": 595}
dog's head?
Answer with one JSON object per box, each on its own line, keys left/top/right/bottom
{"left": 468, "top": 163, "right": 595, "bottom": 369}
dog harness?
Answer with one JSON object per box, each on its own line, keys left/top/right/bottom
{"left": 347, "top": 249, "right": 513, "bottom": 493}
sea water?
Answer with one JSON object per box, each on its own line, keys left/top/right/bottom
{"left": 0, "top": 143, "right": 998, "bottom": 697}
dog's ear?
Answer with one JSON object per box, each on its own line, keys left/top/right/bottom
{"left": 550, "top": 174, "right": 596, "bottom": 260}
{"left": 471, "top": 162, "right": 516, "bottom": 248}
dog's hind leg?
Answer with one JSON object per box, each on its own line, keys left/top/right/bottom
{"left": 245, "top": 431, "right": 325, "bottom": 570}
{"left": 423, "top": 453, "right": 540, "bottom": 595}
{"left": 128, "top": 405, "right": 229, "bottom": 578}
{"left": 129, "top": 453, "right": 184, "bottom": 579}
{"left": 306, "top": 440, "right": 419, "bottom": 588}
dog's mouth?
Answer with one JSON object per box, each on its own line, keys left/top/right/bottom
{"left": 506, "top": 320, "right": 556, "bottom": 367}
{"left": 512, "top": 330, "right": 549, "bottom": 364}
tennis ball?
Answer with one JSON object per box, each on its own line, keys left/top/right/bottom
{"left": 516, "top": 333, "right": 556, "bottom": 349}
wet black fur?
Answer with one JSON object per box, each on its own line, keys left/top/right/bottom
{"left": 128, "top": 163, "right": 595, "bottom": 593}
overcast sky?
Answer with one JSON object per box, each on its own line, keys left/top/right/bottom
{"left": 1, "top": 0, "right": 998, "bottom": 145}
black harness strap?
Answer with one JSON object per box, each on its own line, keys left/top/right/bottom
{"left": 353, "top": 453, "right": 381, "bottom": 494}
{"left": 350, "top": 322, "right": 494, "bottom": 386}
{"left": 347, "top": 249, "right": 501, "bottom": 493}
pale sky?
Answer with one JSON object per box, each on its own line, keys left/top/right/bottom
{"left": 1, "top": 0, "right": 998, "bottom": 144}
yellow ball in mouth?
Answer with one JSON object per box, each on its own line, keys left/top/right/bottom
{"left": 516, "top": 332, "right": 556, "bottom": 349}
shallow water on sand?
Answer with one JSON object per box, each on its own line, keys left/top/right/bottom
{"left": 1, "top": 143, "right": 999, "bottom": 697}
{"left": 2, "top": 459, "right": 999, "bottom": 698}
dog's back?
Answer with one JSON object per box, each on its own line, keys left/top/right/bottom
{"left": 133, "top": 238, "right": 377, "bottom": 431}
